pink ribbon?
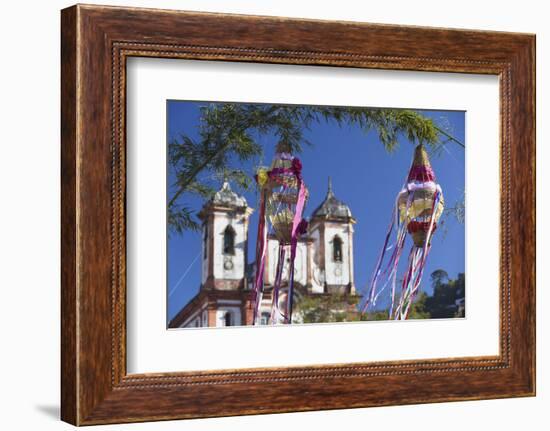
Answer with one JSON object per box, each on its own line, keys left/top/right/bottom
{"left": 285, "top": 172, "right": 308, "bottom": 323}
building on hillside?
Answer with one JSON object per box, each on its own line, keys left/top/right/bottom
{"left": 168, "top": 178, "right": 361, "bottom": 328}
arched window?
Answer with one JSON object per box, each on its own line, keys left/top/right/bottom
{"left": 203, "top": 224, "right": 208, "bottom": 260}
{"left": 224, "top": 311, "right": 232, "bottom": 327}
{"left": 223, "top": 226, "right": 235, "bottom": 255}
{"left": 260, "top": 312, "right": 270, "bottom": 325}
{"left": 333, "top": 236, "right": 343, "bottom": 262}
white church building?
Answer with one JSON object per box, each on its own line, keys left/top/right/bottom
{"left": 169, "top": 178, "right": 360, "bottom": 328}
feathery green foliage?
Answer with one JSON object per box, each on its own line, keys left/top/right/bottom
{"left": 297, "top": 293, "right": 360, "bottom": 323}
{"left": 401, "top": 271, "right": 466, "bottom": 319}
{"left": 168, "top": 103, "right": 451, "bottom": 234}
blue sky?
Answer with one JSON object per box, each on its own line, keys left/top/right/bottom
{"left": 166, "top": 101, "right": 465, "bottom": 321}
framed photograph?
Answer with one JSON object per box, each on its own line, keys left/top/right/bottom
{"left": 61, "top": 4, "right": 536, "bottom": 425}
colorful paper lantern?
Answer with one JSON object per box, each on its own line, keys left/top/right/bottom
{"left": 252, "top": 141, "right": 309, "bottom": 324}
{"left": 363, "top": 144, "right": 444, "bottom": 320}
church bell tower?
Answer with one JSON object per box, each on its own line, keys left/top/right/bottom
{"left": 308, "top": 178, "right": 356, "bottom": 294}
{"left": 198, "top": 181, "right": 253, "bottom": 291}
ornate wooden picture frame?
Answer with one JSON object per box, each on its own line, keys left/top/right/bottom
{"left": 61, "top": 4, "right": 535, "bottom": 425}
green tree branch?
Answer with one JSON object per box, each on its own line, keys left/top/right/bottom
{"left": 168, "top": 103, "right": 465, "bottom": 234}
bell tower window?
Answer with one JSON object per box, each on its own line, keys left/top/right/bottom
{"left": 260, "top": 312, "right": 270, "bottom": 325}
{"left": 224, "top": 311, "right": 233, "bottom": 326}
{"left": 223, "top": 225, "right": 236, "bottom": 255}
{"left": 333, "top": 236, "right": 343, "bottom": 262}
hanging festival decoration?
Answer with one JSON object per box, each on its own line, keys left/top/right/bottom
{"left": 252, "top": 141, "right": 309, "bottom": 325}
{"left": 362, "top": 144, "right": 444, "bottom": 320}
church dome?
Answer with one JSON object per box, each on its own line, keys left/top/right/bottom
{"left": 311, "top": 178, "right": 353, "bottom": 219}
{"left": 210, "top": 180, "right": 248, "bottom": 208}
